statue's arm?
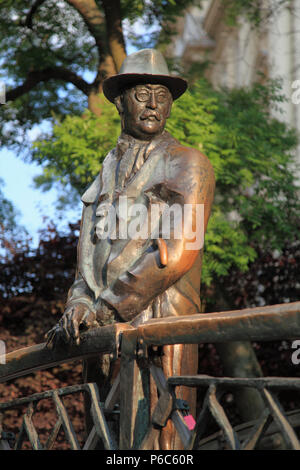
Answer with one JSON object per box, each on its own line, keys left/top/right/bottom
{"left": 100, "top": 148, "right": 215, "bottom": 321}
{"left": 65, "top": 200, "right": 95, "bottom": 311}
{"left": 45, "top": 205, "right": 97, "bottom": 347}
{"left": 65, "top": 271, "right": 95, "bottom": 312}
{"left": 64, "top": 170, "right": 103, "bottom": 313}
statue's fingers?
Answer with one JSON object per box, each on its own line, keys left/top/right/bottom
{"left": 82, "top": 311, "right": 98, "bottom": 329}
{"left": 44, "top": 328, "right": 52, "bottom": 341}
{"left": 70, "top": 316, "right": 80, "bottom": 345}
{"left": 45, "top": 325, "right": 59, "bottom": 349}
{"left": 67, "top": 311, "right": 74, "bottom": 338}
{"left": 81, "top": 310, "right": 93, "bottom": 326}
{"left": 45, "top": 330, "right": 54, "bottom": 349}
{"left": 74, "top": 320, "right": 81, "bottom": 345}
{"left": 91, "top": 320, "right": 100, "bottom": 329}
{"left": 62, "top": 314, "right": 71, "bottom": 342}
{"left": 81, "top": 311, "right": 90, "bottom": 323}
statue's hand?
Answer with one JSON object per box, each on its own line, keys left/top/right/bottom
{"left": 45, "top": 303, "right": 99, "bottom": 348}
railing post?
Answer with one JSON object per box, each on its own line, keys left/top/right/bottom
{"left": 119, "top": 330, "right": 150, "bottom": 449}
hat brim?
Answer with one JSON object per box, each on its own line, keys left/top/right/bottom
{"left": 103, "top": 73, "right": 188, "bottom": 103}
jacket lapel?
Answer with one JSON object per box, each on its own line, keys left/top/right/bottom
{"left": 79, "top": 149, "right": 119, "bottom": 298}
{"left": 115, "top": 135, "right": 167, "bottom": 199}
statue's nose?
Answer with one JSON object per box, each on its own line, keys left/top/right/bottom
{"left": 147, "top": 91, "right": 157, "bottom": 109}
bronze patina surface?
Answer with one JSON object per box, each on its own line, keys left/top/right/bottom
{"left": 45, "top": 48, "right": 215, "bottom": 449}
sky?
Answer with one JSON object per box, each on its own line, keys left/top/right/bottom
{"left": 0, "top": 147, "right": 81, "bottom": 246}
{"left": 0, "top": 108, "right": 84, "bottom": 247}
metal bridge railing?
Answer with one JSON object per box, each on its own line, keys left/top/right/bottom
{"left": 0, "top": 301, "right": 300, "bottom": 450}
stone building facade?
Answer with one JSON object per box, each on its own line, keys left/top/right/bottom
{"left": 166, "top": 0, "right": 300, "bottom": 160}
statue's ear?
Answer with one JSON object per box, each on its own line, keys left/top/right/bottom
{"left": 164, "top": 89, "right": 173, "bottom": 119}
{"left": 115, "top": 95, "right": 124, "bottom": 114}
{"left": 166, "top": 98, "right": 173, "bottom": 119}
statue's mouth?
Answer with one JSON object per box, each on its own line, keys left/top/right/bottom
{"left": 141, "top": 113, "right": 161, "bottom": 122}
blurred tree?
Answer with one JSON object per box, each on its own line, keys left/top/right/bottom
{"left": 221, "top": 0, "right": 290, "bottom": 27}
{"left": 0, "top": 0, "right": 196, "bottom": 149}
{"left": 0, "top": 0, "right": 291, "bottom": 147}
{"left": 0, "top": 178, "right": 29, "bottom": 259}
{"left": 0, "top": 220, "right": 78, "bottom": 299}
{"left": 0, "top": 178, "right": 19, "bottom": 230}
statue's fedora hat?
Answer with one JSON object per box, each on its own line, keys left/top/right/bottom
{"left": 103, "top": 48, "right": 187, "bottom": 103}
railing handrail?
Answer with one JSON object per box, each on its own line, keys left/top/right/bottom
{"left": 0, "top": 323, "right": 133, "bottom": 384}
{"left": 136, "top": 300, "right": 300, "bottom": 346}
{"left": 1, "top": 300, "right": 300, "bottom": 385}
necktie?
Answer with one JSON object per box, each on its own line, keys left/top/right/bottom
{"left": 117, "top": 142, "right": 149, "bottom": 189}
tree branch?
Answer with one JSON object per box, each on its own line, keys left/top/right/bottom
{"left": 6, "top": 67, "right": 91, "bottom": 102}
{"left": 65, "top": 0, "right": 107, "bottom": 56}
{"left": 101, "top": 0, "right": 126, "bottom": 72}
{"left": 23, "top": 0, "right": 47, "bottom": 29}
{"left": 65, "top": 0, "right": 119, "bottom": 97}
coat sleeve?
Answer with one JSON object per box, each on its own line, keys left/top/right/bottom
{"left": 64, "top": 208, "right": 96, "bottom": 313}
{"left": 100, "top": 147, "right": 215, "bottom": 321}
{"left": 64, "top": 173, "right": 103, "bottom": 313}
{"left": 65, "top": 272, "right": 95, "bottom": 312}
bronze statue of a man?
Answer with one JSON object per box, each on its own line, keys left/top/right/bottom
{"left": 47, "top": 49, "right": 215, "bottom": 449}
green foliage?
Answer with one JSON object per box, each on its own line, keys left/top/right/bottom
{"left": 202, "top": 210, "right": 256, "bottom": 286}
{"left": 32, "top": 79, "right": 300, "bottom": 285}
{"left": 167, "top": 79, "right": 299, "bottom": 283}
{"left": 221, "top": 0, "right": 290, "bottom": 27}
{"left": 32, "top": 96, "right": 120, "bottom": 204}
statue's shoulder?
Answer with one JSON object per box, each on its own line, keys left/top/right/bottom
{"left": 81, "top": 173, "right": 101, "bottom": 204}
{"left": 164, "top": 131, "right": 215, "bottom": 176}
{"left": 81, "top": 148, "right": 116, "bottom": 204}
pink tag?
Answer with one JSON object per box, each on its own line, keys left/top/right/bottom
{"left": 183, "top": 414, "right": 196, "bottom": 430}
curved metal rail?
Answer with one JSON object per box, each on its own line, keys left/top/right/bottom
{"left": 1, "top": 301, "right": 300, "bottom": 384}
{"left": 1, "top": 301, "right": 300, "bottom": 450}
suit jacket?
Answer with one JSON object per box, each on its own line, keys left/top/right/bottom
{"left": 66, "top": 130, "right": 215, "bottom": 325}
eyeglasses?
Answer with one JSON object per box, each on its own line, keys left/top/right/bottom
{"left": 135, "top": 88, "right": 169, "bottom": 103}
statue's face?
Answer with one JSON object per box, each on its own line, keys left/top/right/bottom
{"left": 120, "top": 83, "right": 172, "bottom": 140}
